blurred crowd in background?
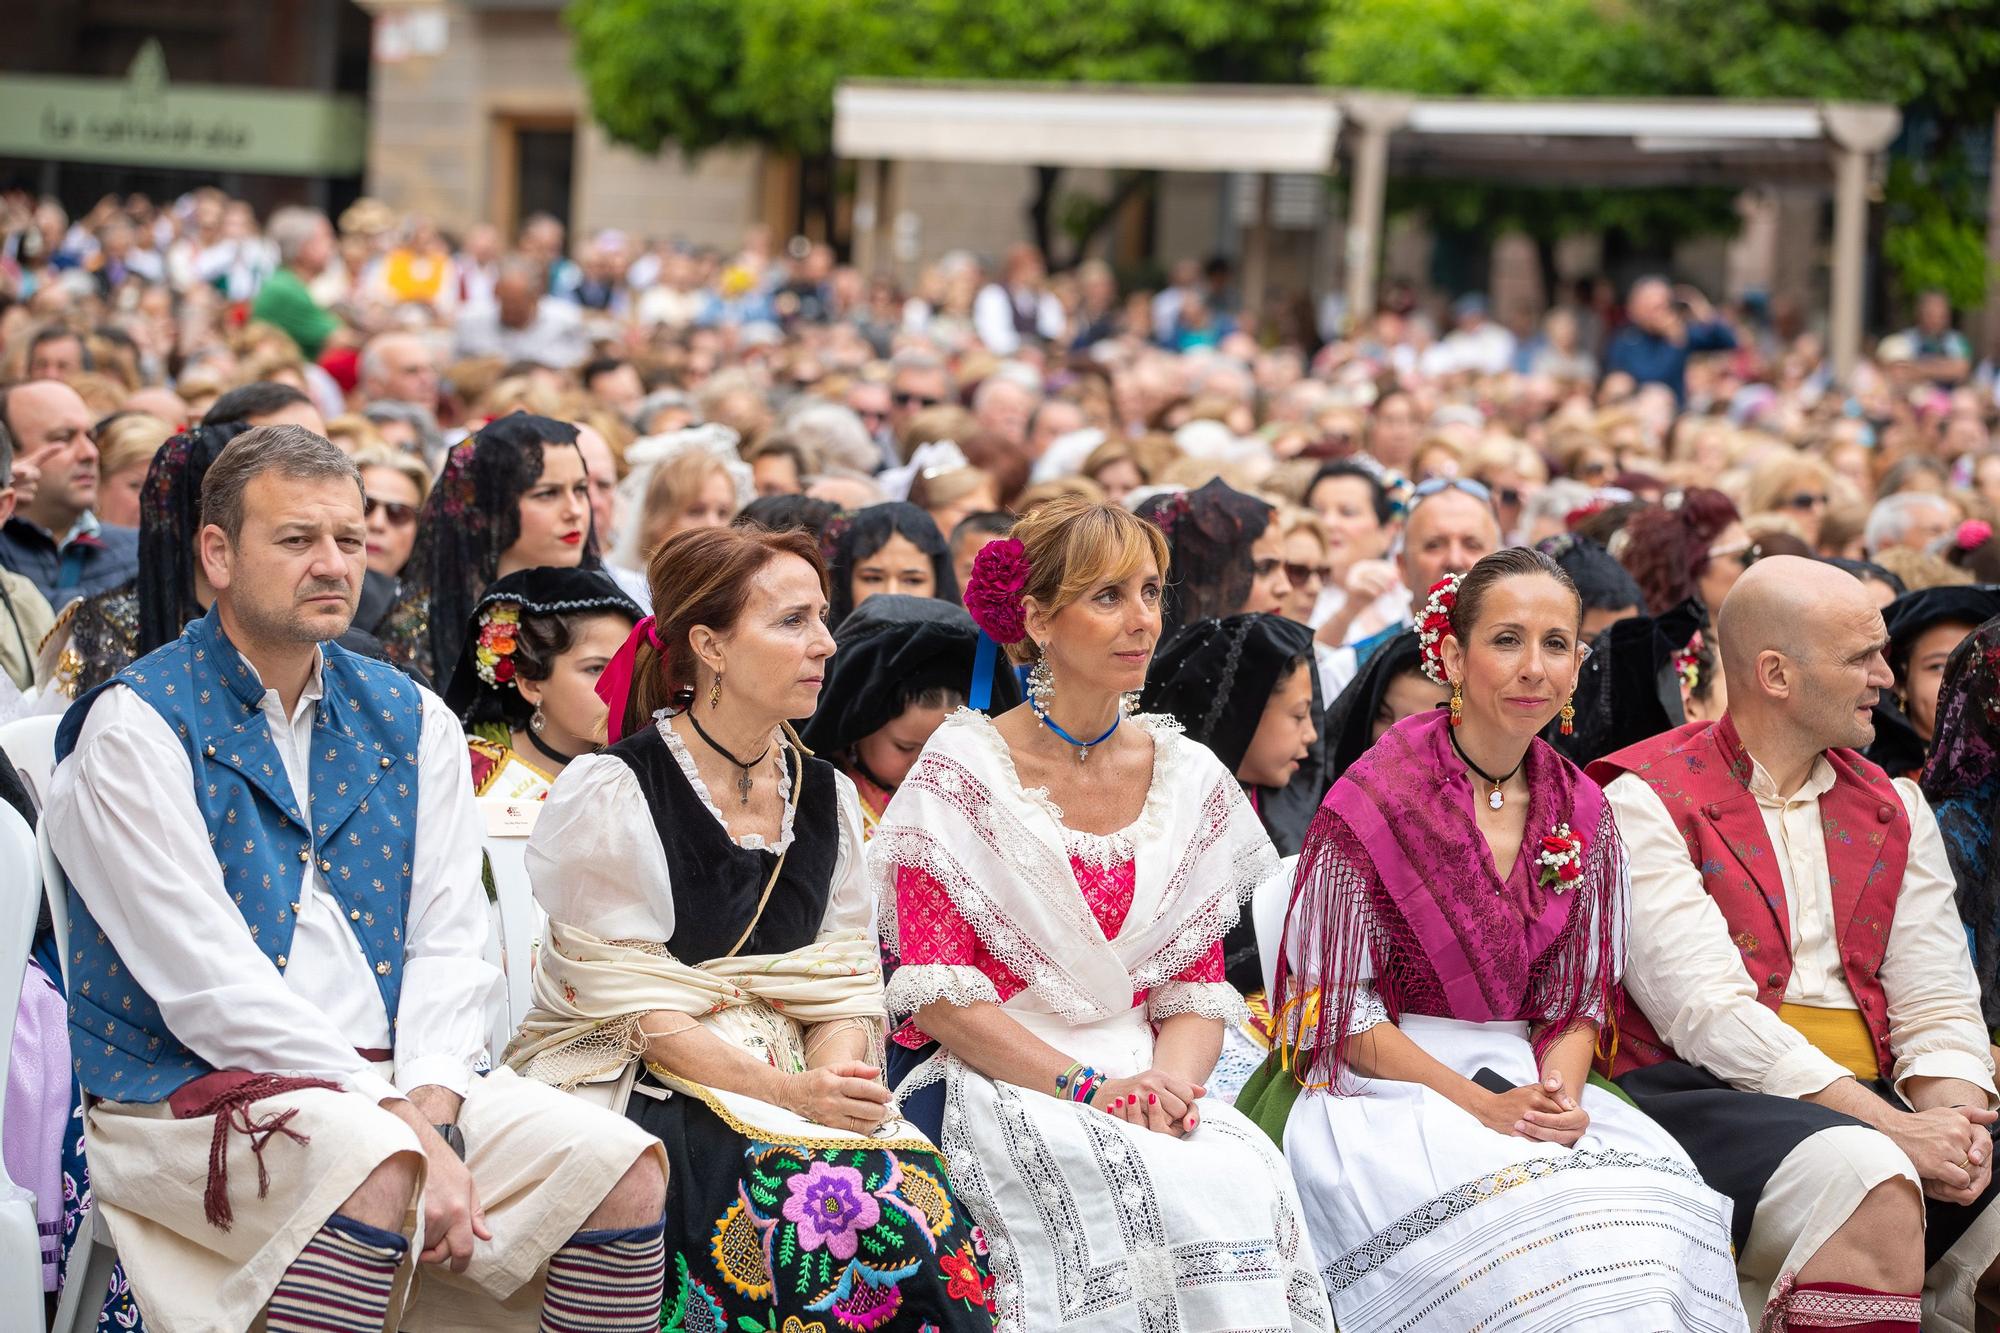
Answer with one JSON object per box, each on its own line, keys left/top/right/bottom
{"left": 1, "top": 183, "right": 1997, "bottom": 727}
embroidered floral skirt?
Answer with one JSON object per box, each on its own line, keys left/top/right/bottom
{"left": 628, "top": 1080, "right": 996, "bottom": 1333}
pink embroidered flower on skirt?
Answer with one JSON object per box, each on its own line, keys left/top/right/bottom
{"left": 782, "top": 1160, "right": 880, "bottom": 1259}
{"left": 963, "top": 537, "right": 1032, "bottom": 644}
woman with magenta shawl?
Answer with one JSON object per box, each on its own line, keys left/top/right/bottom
{"left": 1254, "top": 548, "right": 1744, "bottom": 1330}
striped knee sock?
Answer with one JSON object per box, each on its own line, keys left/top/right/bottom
{"left": 266, "top": 1212, "right": 408, "bottom": 1332}
{"left": 538, "top": 1217, "right": 667, "bottom": 1332}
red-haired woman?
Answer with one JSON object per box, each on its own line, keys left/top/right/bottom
{"left": 1617, "top": 486, "right": 1752, "bottom": 624}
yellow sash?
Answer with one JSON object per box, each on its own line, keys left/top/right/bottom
{"left": 1779, "top": 1003, "right": 1880, "bottom": 1080}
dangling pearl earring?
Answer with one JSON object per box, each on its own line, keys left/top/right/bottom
{"left": 1027, "top": 655, "right": 1055, "bottom": 714}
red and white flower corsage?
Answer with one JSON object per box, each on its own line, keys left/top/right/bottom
{"left": 1536, "top": 823, "right": 1583, "bottom": 893}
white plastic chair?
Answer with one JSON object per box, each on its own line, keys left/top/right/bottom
{"left": 1252, "top": 853, "right": 1299, "bottom": 1000}
{"left": 0, "top": 804, "right": 49, "bottom": 1315}
{"left": 38, "top": 816, "right": 118, "bottom": 1333}
{"left": 0, "top": 713, "right": 60, "bottom": 815}
{"left": 485, "top": 833, "right": 544, "bottom": 1042}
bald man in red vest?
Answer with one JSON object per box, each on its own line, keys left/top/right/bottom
{"left": 1594, "top": 556, "right": 1999, "bottom": 1332}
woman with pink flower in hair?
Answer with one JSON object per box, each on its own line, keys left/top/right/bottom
{"left": 869, "top": 494, "right": 1334, "bottom": 1331}
{"left": 1248, "top": 547, "right": 1743, "bottom": 1330}
{"left": 509, "top": 524, "right": 996, "bottom": 1332}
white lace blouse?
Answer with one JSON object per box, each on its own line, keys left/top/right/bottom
{"left": 527, "top": 715, "right": 875, "bottom": 948}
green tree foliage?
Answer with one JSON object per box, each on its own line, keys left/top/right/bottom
{"left": 1312, "top": 0, "right": 1738, "bottom": 287}
{"left": 567, "top": 0, "right": 1322, "bottom": 258}
{"left": 567, "top": 0, "right": 1321, "bottom": 160}
{"left": 1310, "top": 0, "right": 1659, "bottom": 98}
{"left": 569, "top": 0, "right": 2000, "bottom": 298}
{"left": 1647, "top": 0, "right": 2000, "bottom": 307}
{"left": 1881, "top": 153, "right": 1991, "bottom": 311}
{"left": 1645, "top": 0, "right": 2000, "bottom": 120}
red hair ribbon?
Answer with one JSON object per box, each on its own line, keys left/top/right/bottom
{"left": 596, "top": 614, "right": 664, "bottom": 744}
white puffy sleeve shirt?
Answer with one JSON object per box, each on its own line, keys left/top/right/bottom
{"left": 46, "top": 670, "right": 499, "bottom": 1107}
{"left": 1606, "top": 762, "right": 1996, "bottom": 1106}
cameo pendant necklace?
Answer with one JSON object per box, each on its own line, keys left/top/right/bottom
{"left": 1448, "top": 726, "right": 1525, "bottom": 811}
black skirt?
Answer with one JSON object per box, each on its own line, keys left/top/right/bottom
{"left": 1618, "top": 1059, "right": 2000, "bottom": 1264}
{"left": 625, "top": 1071, "right": 996, "bottom": 1331}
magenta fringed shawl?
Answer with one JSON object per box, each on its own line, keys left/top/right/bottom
{"left": 1274, "top": 707, "right": 1622, "bottom": 1091}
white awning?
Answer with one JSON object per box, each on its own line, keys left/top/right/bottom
{"left": 834, "top": 82, "right": 1342, "bottom": 174}
{"left": 1404, "top": 99, "right": 1826, "bottom": 142}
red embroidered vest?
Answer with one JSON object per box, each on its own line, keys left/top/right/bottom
{"left": 1586, "top": 715, "right": 1907, "bottom": 1079}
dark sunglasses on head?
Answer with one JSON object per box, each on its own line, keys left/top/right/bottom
{"left": 1284, "top": 561, "right": 1333, "bottom": 586}
{"left": 894, "top": 391, "right": 943, "bottom": 408}
{"left": 364, "top": 494, "right": 419, "bottom": 526}
{"left": 1781, "top": 492, "right": 1828, "bottom": 511}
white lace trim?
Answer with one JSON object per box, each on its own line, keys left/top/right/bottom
{"left": 946, "top": 706, "right": 1271, "bottom": 979}
{"left": 953, "top": 706, "right": 1180, "bottom": 848}
{"left": 870, "top": 718, "right": 1276, "bottom": 1027}
{"left": 885, "top": 963, "right": 1002, "bottom": 1022}
{"left": 1147, "top": 981, "right": 1250, "bottom": 1026}
{"left": 874, "top": 818, "right": 1108, "bottom": 1025}
{"left": 1350, "top": 984, "right": 1390, "bottom": 1033}
{"left": 1064, "top": 826, "right": 1136, "bottom": 871}
{"left": 1124, "top": 767, "right": 1277, "bottom": 992}
{"left": 655, "top": 709, "right": 797, "bottom": 852}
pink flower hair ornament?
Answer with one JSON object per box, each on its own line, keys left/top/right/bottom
{"left": 964, "top": 537, "right": 1032, "bottom": 645}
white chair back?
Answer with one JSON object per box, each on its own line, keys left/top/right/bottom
{"left": 0, "top": 803, "right": 49, "bottom": 1311}
{"left": 0, "top": 714, "right": 61, "bottom": 815}
{"left": 0, "top": 804, "right": 39, "bottom": 1147}
{"left": 37, "top": 819, "right": 71, "bottom": 988}
{"left": 1252, "top": 853, "right": 1298, "bottom": 1000}
{"left": 485, "top": 834, "right": 544, "bottom": 1039}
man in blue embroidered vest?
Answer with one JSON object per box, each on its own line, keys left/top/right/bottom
{"left": 46, "top": 425, "right": 667, "bottom": 1333}
{"left": 1599, "top": 557, "right": 2000, "bottom": 1331}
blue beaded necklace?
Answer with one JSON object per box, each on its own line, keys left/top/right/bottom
{"left": 1031, "top": 696, "right": 1121, "bottom": 762}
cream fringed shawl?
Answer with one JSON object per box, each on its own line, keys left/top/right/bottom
{"left": 507, "top": 921, "right": 934, "bottom": 1148}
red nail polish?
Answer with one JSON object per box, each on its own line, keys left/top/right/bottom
{"left": 1148, "top": 1093, "right": 1157, "bottom": 1106}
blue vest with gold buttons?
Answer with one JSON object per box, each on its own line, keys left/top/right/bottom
{"left": 55, "top": 606, "right": 423, "bottom": 1103}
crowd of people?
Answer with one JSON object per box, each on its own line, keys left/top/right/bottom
{"left": 2, "top": 183, "right": 2000, "bottom": 1332}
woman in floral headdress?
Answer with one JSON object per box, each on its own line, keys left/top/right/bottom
{"left": 1249, "top": 548, "right": 1742, "bottom": 1330}
{"left": 870, "top": 494, "right": 1333, "bottom": 1332}
{"left": 441, "top": 565, "right": 643, "bottom": 800}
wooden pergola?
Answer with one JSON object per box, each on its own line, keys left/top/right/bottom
{"left": 833, "top": 80, "right": 1900, "bottom": 381}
